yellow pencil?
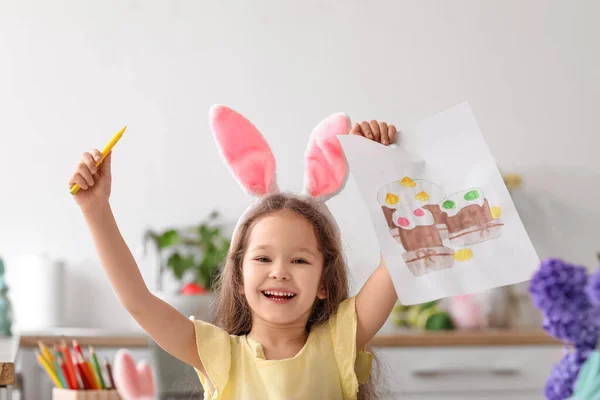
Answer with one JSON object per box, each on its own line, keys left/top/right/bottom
{"left": 38, "top": 340, "right": 55, "bottom": 369}
{"left": 69, "top": 125, "right": 127, "bottom": 195}
{"left": 36, "top": 351, "right": 63, "bottom": 388}
{"left": 87, "top": 360, "right": 101, "bottom": 389}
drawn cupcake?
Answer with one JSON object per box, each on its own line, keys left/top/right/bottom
{"left": 439, "top": 188, "right": 503, "bottom": 246}
{"left": 377, "top": 176, "right": 448, "bottom": 239}
{"left": 390, "top": 205, "right": 455, "bottom": 276}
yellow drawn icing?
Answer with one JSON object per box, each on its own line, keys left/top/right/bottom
{"left": 415, "top": 191, "right": 429, "bottom": 202}
{"left": 453, "top": 248, "right": 473, "bottom": 262}
{"left": 385, "top": 193, "right": 399, "bottom": 205}
{"left": 400, "top": 176, "right": 416, "bottom": 188}
{"left": 491, "top": 206, "right": 502, "bottom": 219}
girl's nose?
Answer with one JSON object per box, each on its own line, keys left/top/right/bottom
{"left": 269, "top": 262, "right": 290, "bottom": 280}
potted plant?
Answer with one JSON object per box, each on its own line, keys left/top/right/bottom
{"left": 142, "top": 210, "right": 230, "bottom": 321}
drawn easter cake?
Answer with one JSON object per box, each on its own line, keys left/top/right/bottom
{"left": 438, "top": 188, "right": 504, "bottom": 246}
{"left": 377, "top": 176, "right": 448, "bottom": 239}
{"left": 390, "top": 205, "right": 455, "bottom": 276}
{"left": 377, "top": 176, "right": 505, "bottom": 276}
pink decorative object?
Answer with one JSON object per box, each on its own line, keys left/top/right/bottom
{"left": 210, "top": 105, "right": 351, "bottom": 201}
{"left": 113, "top": 349, "right": 155, "bottom": 400}
{"left": 210, "top": 105, "right": 278, "bottom": 196}
{"left": 303, "top": 112, "right": 351, "bottom": 200}
{"left": 397, "top": 217, "right": 410, "bottom": 227}
{"left": 447, "top": 294, "right": 486, "bottom": 329}
{"left": 413, "top": 208, "right": 425, "bottom": 217}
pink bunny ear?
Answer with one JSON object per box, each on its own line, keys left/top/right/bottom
{"left": 210, "top": 105, "right": 277, "bottom": 196}
{"left": 303, "top": 112, "right": 351, "bottom": 199}
{"left": 113, "top": 350, "right": 141, "bottom": 399}
{"left": 113, "top": 349, "right": 155, "bottom": 400}
{"left": 136, "top": 361, "right": 155, "bottom": 397}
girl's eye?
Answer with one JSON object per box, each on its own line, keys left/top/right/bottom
{"left": 255, "top": 257, "right": 271, "bottom": 263}
{"left": 292, "top": 259, "right": 309, "bottom": 264}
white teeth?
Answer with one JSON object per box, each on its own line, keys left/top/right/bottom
{"left": 263, "top": 291, "right": 295, "bottom": 297}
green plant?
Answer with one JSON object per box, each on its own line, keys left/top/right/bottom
{"left": 391, "top": 300, "right": 454, "bottom": 331}
{"left": 144, "top": 210, "right": 230, "bottom": 293}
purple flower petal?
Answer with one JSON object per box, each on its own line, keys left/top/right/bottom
{"left": 544, "top": 348, "right": 589, "bottom": 400}
{"left": 585, "top": 267, "right": 600, "bottom": 306}
{"left": 530, "top": 258, "right": 591, "bottom": 317}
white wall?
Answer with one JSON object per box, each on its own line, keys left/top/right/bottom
{"left": 0, "top": 0, "right": 598, "bottom": 331}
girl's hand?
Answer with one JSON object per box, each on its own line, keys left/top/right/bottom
{"left": 68, "top": 149, "right": 112, "bottom": 213}
{"left": 349, "top": 120, "right": 397, "bottom": 146}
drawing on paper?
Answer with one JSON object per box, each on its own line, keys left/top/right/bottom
{"left": 377, "top": 176, "right": 504, "bottom": 277}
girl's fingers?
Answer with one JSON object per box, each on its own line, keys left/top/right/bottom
{"left": 388, "top": 124, "right": 398, "bottom": 144}
{"left": 70, "top": 173, "right": 89, "bottom": 190}
{"left": 82, "top": 152, "right": 98, "bottom": 175}
{"left": 76, "top": 162, "right": 95, "bottom": 187}
{"left": 349, "top": 120, "right": 397, "bottom": 144}
{"left": 349, "top": 122, "right": 362, "bottom": 135}
{"left": 90, "top": 149, "right": 103, "bottom": 163}
{"left": 369, "top": 120, "right": 381, "bottom": 142}
{"left": 360, "top": 121, "right": 373, "bottom": 139}
{"left": 379, "top": 122, "right": 389, "bottom": 145}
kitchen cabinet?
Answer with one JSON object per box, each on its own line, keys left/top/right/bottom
{"left": 371, "top": 330, "right": 562, "bottom": 400}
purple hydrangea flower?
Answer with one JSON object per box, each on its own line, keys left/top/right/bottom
{"left": 530, "top": 258, "right": 590, "bottom": 317}
{"left": 542, "top": 311, "right": 600, "bottom": 349}
{"left": 585, "top": 267, "right": 600, "bottom": 306}
{"left": 544, "top": 348, "right": 590, "bottom": 400}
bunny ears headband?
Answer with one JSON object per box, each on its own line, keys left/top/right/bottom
{"left": 209, "top": 105, "right": 352, "bottom": 203}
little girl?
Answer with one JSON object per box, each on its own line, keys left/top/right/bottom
{"left": 68, "top": 106, "right": 399, "bottom": 399}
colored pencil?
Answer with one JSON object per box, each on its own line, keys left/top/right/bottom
{"left": 74, "top": 352, "right": 92, "bottom": 389}
{"left": 54, "top": 355, "right": 68, "bottom": 388}
{"left": 38, "top": 340, "right": 55, "bottom": 368}
{"left": 73, "top": 341, "right": 95, "bottom": 389}
{"left": 36, "top": 351, "right": 62, "bottom": 388}
{"left": 104, "top": 357, "right": 115, "bottom": 389}
{"left": 87, "top": 360, "right": 101, "bottom": 389}
{"left": 53, "top": 345, "right": 69, "bottom": 388}
{"left": 55, "top": 350, "right": 75, "bottom": 389}
{"left": 89, "top": 346, "right": 106, "bottom": 389}
{"left": 60, "top": 339, "right": 80, "bottom": 389}
{"left": 69, "top": 125, "right": 127, "bottom": 195}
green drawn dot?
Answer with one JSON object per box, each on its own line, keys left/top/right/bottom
{"left": 464, "top": 190, "right": 480, "bottom": 201}
{"left": 442, "top": 200, "right": 455, "bottom": 210}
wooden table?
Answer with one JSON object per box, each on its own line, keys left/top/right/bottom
{"left": 0, "top": 363, "right": 13, "bottom": 386}
{"left": 0, "top": 336, "right": 19, "bottom": 397}
{"left": 19, "top": 334, "right": 150, "bottom": 349}
{"left": 18, "top": 328, "right": 559, "bottom": 349}
{"left": 370, "top": 327, "right": 560, "bottom": 347}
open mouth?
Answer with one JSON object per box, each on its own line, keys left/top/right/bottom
{"left": 262, "top": 290, "right": 297, "bottom": 302}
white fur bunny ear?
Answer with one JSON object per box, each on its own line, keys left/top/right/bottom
{"left": 210, "top": 105, "right": 278, "bottom": 196}
{"left": 303, "top": 112, "right": 351, "bottom": 201}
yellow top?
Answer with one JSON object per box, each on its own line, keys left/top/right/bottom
{"left": 191, "top": 296, "right": 372, "bottom": 400}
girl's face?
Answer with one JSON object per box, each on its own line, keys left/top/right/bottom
{"left": 241, "top": 210, "right": 326, "bottom": 326}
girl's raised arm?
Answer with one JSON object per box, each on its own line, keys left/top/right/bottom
{"left": 69, "top": 150, "right": 205, "bottom": 374}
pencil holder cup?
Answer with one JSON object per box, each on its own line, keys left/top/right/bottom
{"left": 52, "top": 388, "right": 121, "bottom": 400}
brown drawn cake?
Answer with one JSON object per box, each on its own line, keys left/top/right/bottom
{"left": 390, "top": 205, "right": 454, "bottom": 276}
{"left": 377, "top": 176, "right": 448, "bottom": 239}
{"left": 439, "top": 188, "right": 504, "bottom": 246}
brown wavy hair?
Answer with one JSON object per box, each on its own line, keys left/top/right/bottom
{"left": 210, "top": 192, "right": 380, "bottom": 399}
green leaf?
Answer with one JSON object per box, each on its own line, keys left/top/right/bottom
{"left": 167, "top": 253, "right": 195, "bottom": 280}
{"left": 158, "top": 230, "right": 180, "bottom": 249}
{"left": 153, "top": 211, "right": 230, "bottom": 291}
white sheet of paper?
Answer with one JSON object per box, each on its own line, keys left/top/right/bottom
{"left": 338, "top": 102, "right": 539, "bottom": 304}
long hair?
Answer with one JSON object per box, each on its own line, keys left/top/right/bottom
{"left": 210, "top": 192, "right": 380, "bottom": 399}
